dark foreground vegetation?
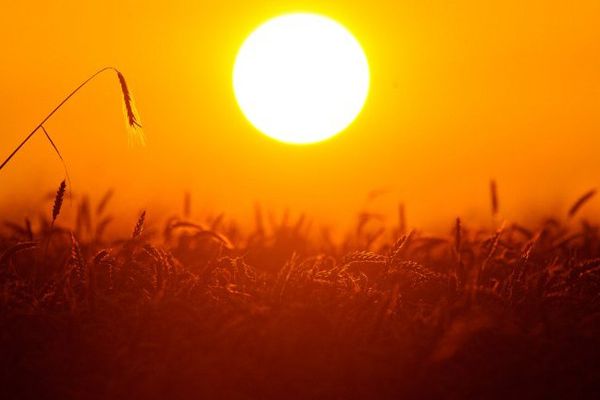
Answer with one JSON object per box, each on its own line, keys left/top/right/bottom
{"left": 1, "top": 187, "right": 599, "bottom": 399}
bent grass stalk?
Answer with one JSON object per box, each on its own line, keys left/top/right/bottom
{"left": 568, "top": 189, "right": 596, "bottom": 219}
{"left": 0, "top": 67, "right": 144, "bottom": 172}
{"left": 41, "top": 125, "right": 72, "bottom": 197}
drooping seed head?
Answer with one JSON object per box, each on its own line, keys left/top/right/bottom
{"left": 116, "top": 70, "right": 145, "bottom": 146}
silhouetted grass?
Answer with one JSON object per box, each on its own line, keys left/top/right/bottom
{"left": 0, "top": 187, "right": 599, "bottom": 399}
{"left": 0, "top": 67, "right": 143, "bottom": 172}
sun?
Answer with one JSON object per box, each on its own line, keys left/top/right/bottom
{"left": 233, "top": 13, "right": 370, "bottom": 145}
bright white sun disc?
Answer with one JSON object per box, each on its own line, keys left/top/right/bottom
{"left": 233, "top": 13, "right": 370, "bottom": 144}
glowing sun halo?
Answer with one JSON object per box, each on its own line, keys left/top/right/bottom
{"left": 233, "top": 13, "right": 370, "bottom": 144}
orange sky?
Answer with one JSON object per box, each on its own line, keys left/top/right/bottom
{"left": 1, "top": 1, "right": 599, "bottom": 233}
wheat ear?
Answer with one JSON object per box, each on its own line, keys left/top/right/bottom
{"left": 0, "top": 67, "right": 144, "bottom": 172}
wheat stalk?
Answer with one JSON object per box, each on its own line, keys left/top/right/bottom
{"left": 0, "top": 67, "right": 144, "bottom": 172}
{"left": 41, "top": 125, "right": 72, "bottom": 192}
{"left": 43, "top": 179, "right": 67, "bottom": 262}
{"left": 568, "top": 189, "right": 596, "bottom": 218}
{"left": 0, "top": 242, "right": 38, "bottom": 266}
{"left": 96, "top": 190, "right": 114, "bottom": 216}
{"left": 115, "top": 70, "right": 145, "bottom": 146}
{"left": 132, "top": 210, "right": 146, "bottom": 239}
{"left": 51, "top": 180, "right": 67, "bottom": 224}
{"left": 454, "top": 217, "right": 462, "bottom": 254}
{"left": 490, "top": 179, "right": 499, "bottom": 216}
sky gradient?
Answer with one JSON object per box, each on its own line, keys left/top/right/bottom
{"left": 1, "top": 0, "right": 599, "bottom": 232}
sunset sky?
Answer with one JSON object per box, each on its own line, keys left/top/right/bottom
{"left": 1, "top": 0, "right": 599, "bottom": 232}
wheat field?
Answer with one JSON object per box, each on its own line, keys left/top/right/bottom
{"left": 0, "top": 180, "right": 599, "bottom": 399}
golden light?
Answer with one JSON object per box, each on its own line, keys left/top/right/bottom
{"left": 233, "top": 13, "right": 370, "bottom": 144}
